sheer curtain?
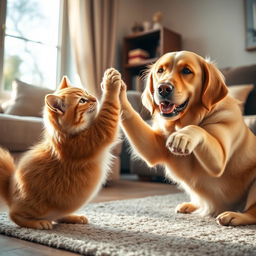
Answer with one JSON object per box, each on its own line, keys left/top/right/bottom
{"left": 68, "top": 0, "right": 118, "bottom": 98}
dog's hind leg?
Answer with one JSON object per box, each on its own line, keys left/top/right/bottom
{"left": 216, "top": 179, "right": 256, "bottom": 226}
{"left": 216, "top": 205, "right": 256, "bottom": 226}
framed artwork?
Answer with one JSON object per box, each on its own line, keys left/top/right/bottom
{"left": 245, "top": 0, "right": 256, "bottom": 50}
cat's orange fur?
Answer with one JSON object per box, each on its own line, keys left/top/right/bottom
{"left": 0, "top": 68, "right": 121, "bottom": 229}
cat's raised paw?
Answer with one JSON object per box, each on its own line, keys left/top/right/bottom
{"left": 101, "top": 68, "right": 121, "bottom": 92}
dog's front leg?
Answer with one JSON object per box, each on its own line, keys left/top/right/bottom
{"left": 166, "top": 125, "right": 227, "bottom": 177}
{"left": 120, "top": 85, "right": 168, "bottom": 166}
{"left": 166, "top": 125, "right": 203, "bottom": 156}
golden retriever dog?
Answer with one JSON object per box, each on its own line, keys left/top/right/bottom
{"left": 119, "top": 51, "right": 256, "bottom": 226}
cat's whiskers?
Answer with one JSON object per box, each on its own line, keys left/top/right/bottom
{"left": 68, "top": 110, "right": 97, "bottom": 135}
{"left": 88, "top": 105, "right": 97, "bottom": 113}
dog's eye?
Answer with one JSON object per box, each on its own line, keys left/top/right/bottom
{"left": 157, "top": 67, "right": 164, "bottom": 74}
{"left": 79, "top": 98, "right": 88, "bottom": 103}
{"left": 181, "top": 67, "right": 192, "bottom": 75}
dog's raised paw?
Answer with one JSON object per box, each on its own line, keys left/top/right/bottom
{"left": 166, "top": 133, "right": 194, "bottom": 156}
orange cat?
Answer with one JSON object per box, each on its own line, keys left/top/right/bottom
{"left": 0, "top": 68, "right": 121, "bottom": 229}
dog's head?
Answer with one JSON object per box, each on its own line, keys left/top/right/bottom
{"left": 142, "top": 51, "right": 228, "bottom": 121}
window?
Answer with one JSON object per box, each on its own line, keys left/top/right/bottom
{"left": 0, "top": 0, "right": 62, "bottom": 92}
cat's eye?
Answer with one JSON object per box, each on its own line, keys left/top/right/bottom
{"left": 79, "top": 98, "right": 88, "bottom": 103}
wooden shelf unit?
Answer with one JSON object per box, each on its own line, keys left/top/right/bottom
{"left": 122, "top": 27, "right": 182, "bottom": 90}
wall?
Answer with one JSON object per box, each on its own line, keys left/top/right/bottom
{"left": 116, "top": 0, "right": 256, "bottom": 69}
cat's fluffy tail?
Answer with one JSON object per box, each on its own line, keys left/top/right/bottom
{"left": 0, "top": 147, "right": 15, "bottom": 205}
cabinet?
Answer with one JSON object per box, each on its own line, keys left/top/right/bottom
{"left": 122, "top": 27, "right": 182, "bottom": 90}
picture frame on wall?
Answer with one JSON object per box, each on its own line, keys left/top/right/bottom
{"left": 245, "top": 0, "right": 256, "bottom": 51}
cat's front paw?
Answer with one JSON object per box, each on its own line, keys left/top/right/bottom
{"left": 101, "top": 68, "right": 121, "bottom": 93}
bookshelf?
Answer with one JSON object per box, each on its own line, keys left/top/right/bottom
{"left": 122, "top": 27, "right": 182, "bottom": 90}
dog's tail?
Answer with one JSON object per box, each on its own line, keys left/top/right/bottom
{"left": 0, "top": 147, "right": 15, "bottom": 206}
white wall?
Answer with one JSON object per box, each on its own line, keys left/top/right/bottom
{"left": 116, "top": 0, "right": 152, "bottom": 70}
{"left": 116, "top": 0, "right": 256, "bottom": 69}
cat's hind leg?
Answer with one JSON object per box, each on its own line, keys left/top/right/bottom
{"left": 9, "top": 211, "right": 53, "bottom": 229}
{"left": 56, "top": 215, "right": 88, "bottom": 224}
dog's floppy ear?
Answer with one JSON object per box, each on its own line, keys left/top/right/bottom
{"left": 201, "top": 60, "right": 228, "bottom": 111}
{"left": 141, "top": 70, "right": 155, "bottom": 115}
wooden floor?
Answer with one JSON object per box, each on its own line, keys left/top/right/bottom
{"left": 0, "top": 178, "right": 179, "bottom": 256}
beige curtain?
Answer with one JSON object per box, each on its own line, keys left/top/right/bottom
{"left": 68, "top": 0, "right": 118, "bottom": 98}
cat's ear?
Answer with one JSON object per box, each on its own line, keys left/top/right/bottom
{"left": 57, "top": 76, "right": 70, "bottom": 90}
{"left": 45, "top": 94, "right": 65, "bottom": 115}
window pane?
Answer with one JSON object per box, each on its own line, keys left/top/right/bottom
{"left": 6, "top": 0, "right": 60, "bottom": 45}
{"left": 3, "top": 36, "right": 58, "bottom": 90}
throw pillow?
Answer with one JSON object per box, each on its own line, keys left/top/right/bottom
{"left": 228, "top": 84, "right": 254, "bottom": 113}
{"left": 244, "top": 87, "right": 256, "bottom": 115}
{"left": 1, "top": 79, "right": 54, "bottom": 117}
{"left": 221, "top": 64, "right": 256, "bottom": 86}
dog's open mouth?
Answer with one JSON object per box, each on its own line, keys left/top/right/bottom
{"left": 159, "top": 99, "right": 189, "bottom": 117}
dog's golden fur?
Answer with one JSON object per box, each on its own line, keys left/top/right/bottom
{"left": 120, "top": 51, "right": 256, "bottom": 226}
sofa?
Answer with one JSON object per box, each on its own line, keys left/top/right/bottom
{"left": 124, "top": 63, "right": 256, "bottom": 180}
{"left": 0, "top": 79, "right": 121, "bottom": 182}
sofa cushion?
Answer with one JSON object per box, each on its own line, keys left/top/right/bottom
{"left": 127, "top": 90, "right": 151, "bottom": 120}
{"left": 228, "top": 84, "right": 254, "bottom": 112}
{"left": 244, "top": 87, "right": 256, "bottom": 115}
{"left": 221, "top": 64, "right": 256, "bottom": 115}
{"left": 1, "top": 79, "right": 53, "bottom": 117}
{"left": 0, "top": 114, "right": 44, "bottom": 151}
{"left": 221, "top": 64, "right": 256, "bottom": 86}
{"left": 244, "top": 115, "right": 256, "bottom": 134}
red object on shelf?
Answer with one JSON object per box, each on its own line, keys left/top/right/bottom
{"left": 128, "top": 48, "right": 149, "bottom": 64}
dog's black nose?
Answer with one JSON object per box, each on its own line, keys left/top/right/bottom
{"left": 158, "top": 83, "right": 174, "bottom": 98}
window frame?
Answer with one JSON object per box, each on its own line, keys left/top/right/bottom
{"left": 0, "top": 0, "right": 66, "bottom": 98}
{"left": 0, "top": 0, "right": 7, "bottom": 98}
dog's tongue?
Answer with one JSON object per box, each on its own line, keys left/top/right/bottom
{"left": 160, "top": 102, "right": 177, "bottom": 114}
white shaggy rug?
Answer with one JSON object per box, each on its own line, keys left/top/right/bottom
{"left": 0, "top": 192, "right": 256, "bottom": 256}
